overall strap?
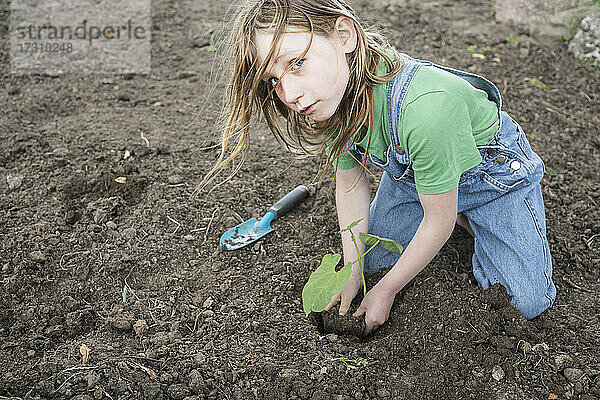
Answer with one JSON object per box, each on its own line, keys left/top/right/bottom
{"left": 386, "top": 53, "right": 504, "bottom": 165}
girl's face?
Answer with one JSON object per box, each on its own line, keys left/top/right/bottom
{"left": 254, "top": 17, "right": 357, "bottom": 122}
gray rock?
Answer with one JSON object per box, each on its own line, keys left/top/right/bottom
{"left": 106, "top": 221, "right": 117, "bottom": 230}
{"left": 121, "top": 227, "right": 137, "bottom": 239}
{"left": 188, "top": 369, "right": 207, "bottom": 394}
{"left": 52, "top": 147, "right": 69, "bottom": 157}
{"left": 564, "top": 368, "right": 585, "bottom": 382}
{"left": 30, "top": 251, "right": 46, "bottom": 262}
{"left": 7, "top": 174, "right": 23, "bottom": 191}
{"left": 168, "top": 175, "right": 184, "bottom": 184}
{"left": 279, "top": 368, "right": 298, "bottom": 379}
{"left": 569, "top": 10, "right": 600, "bottom": 61}
{"left": 167, "top": 383, "right": 191, "bottom": 400}
{"left": 492, "top": 365, "right": 505, "bottom": 381}
{"left": 555, "top": 354, "right": 574, "bottom": 370}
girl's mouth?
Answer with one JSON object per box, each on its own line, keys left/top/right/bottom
{"left": 301, "top": 102, "right": 317, "bottom": 115}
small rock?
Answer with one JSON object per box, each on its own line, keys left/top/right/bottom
{"left": 326, "top": 333, "right": 338, "bottom": 343}
{"left": 106, "top": 221, "right": 117, "bottom": 230}
{"left": 7, "top": 174, "right": 23, "bottom": 191}
{"left": 564, "top": 368, "right": 584, "bottom": 382}
{"left": 532, "top": 343, "right": 550, "bottom": 354}
{"left": 280, "top": 368, "right": 298, "bottom": 379}
{"left": 555, "top": 354, "right": 574, "bottom": 370}
{"left": 88, "top": 224, "right": 102, "bottom": 233}
{"left": 184, "top": 234, "right": 195, "bottom": 241}
{"left": 109, "top": 318, "right": 132, "bottom": 331}
{"left": 376, "top": 388, "right": 390, "bottom": 398}
{"left": 30, "top": 251, "right": 46, "bottom": 262}
{"left": 202, "top": 310, "right": 215, "bottom": 319}
{"left": 133, "top": 319, "right": 148, "bottom": 337}
{"left": 121, "top": 227, "right": 137, "bottom": 239}
{"left": 189, "top": 369, "right": 206, "bottom": 395}
{"left": 519, "top": 47, "right": 529, "bottom": 57}
{"left": 87, "top": 372, "right": 100, "bottom": 388}
{"left": 492, "top": 365, "right": 505, "bottom": 381}
{"left": 65, "top": 210, "right": 77, "bottom": 224}
{"left": 168, "top": 330, "right": 182, "bottom": 340}
{"left": 168, "top": 175, "right": 184, "bottom": 185}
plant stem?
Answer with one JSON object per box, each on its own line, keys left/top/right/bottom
{"left": 348, "top": 231, "right": 366, "bottom": 296}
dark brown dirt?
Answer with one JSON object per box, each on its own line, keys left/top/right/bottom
{"left": 1, "top": 0, "right": 599, "bottom": 399}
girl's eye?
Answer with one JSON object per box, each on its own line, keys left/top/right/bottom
{"left": 291, "top": 59, "right": 304, "bottom": 70}
{"left": 269, "top": 77, "right": 279, "bottom": 86}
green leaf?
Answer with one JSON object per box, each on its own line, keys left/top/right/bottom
{"left": 340, "top": 218, "right": 363, "bottom": 233}
{"left": 302, "top": 254, "right": 352, "bottom": 316}
{"left": 359, "top": 232, "right": 404, "bottom": 254}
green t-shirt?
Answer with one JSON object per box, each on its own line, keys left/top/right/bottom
{"left": 329, "top": 59, "right": 500, "bottom": 195}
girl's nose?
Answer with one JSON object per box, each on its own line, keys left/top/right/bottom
{"left": 277, "top": 76, "right": 302, "bottom": 106}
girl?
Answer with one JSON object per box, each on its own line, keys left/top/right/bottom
{"left": 199, "top": 0, "right": 556, "bottom": 335}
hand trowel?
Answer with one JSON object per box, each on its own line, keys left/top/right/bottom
{"left": 220, "top": 185, "right": 310, "bottom": 250}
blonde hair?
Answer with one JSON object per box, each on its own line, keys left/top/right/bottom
{"left": 196, "top": 0, "right": 402, "bottom": 192}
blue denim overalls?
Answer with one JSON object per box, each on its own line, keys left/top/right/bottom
{"left": 354, "top": 54, "right": 556, "bottom": 319}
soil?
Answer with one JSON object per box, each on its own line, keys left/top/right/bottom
{"left": 1, "top": 0, "right": 599, "bottom": 399}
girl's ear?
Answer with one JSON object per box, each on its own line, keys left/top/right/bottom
{"left": 334, "top": 16, "right": 358, "bottom": 54}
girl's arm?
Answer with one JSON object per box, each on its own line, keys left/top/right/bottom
{"left": 354, "top": 187, "right": 458, "bottom": 333}
{"left": 325, "top": 165, "right": 371, "bottom": 314}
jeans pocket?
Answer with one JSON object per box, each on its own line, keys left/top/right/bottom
{"left": 480, "top": 148, "right": 530, "bottom": 192}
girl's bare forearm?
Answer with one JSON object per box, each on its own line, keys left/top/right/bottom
{"left": 378, "top": 216, "right": 455, "bottom": 295}
{"left": 335, "top": 167, "right": 370, "bottom": 273}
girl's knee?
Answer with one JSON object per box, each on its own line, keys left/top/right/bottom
{"left": 510, "top": 282, "right": 556, "bottom": 320}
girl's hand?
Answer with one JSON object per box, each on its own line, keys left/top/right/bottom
{"left": 325, "top": 272, "right": 363, "bottom": 315}
{"left": 353, "top": 283, "right": 395, "bottom": 335}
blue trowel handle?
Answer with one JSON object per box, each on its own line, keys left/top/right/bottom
{"left": 268, "top": 185, "right": 310, "bottom": 219}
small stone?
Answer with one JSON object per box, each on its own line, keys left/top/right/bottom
{"left": 555, "top": 354, "right": 574, "bottom": 370}
{"left": 52, "top": 147, "right": 69, "bottom": 157}
{"left": 564, "top": 368, "right": 584, "bottom": 382}
{"left": 133, "top": 319, "right": 148, "bottom": 337}
{"left": 106, "top": 221, "right": 117, "bottom": 230}
{"left": 6, "top": 174, "right": 23, "bottom": 191}
{"left": 184, "top": 234, "right": 195, "bottom": 241}
{"left": 189, "top": 369, "right": 206, "bottom": 395}
{"left": 167, "top": 383, "right": 190, "bottom": 400}
{"left": 65, "top": 210, "right": 77, "bottom": 224}
{"left": 27, "top": 349, "right": 36, "bottom": 357}
{"left": 202, "top": 310, "right": 215, "bottom": 318}
{"left": 109, "top": 318, "right": 132, "bottom": 331}
{"left": 532, "top": 343, "right": 550, "bottom": 354}
{"left": 519, "top": 47, "right": 529, "bottom": 57}
{"left": 280, "top": 368, "right": 298, "bottom": 379}
{"left": 121, "top": 228, "right": 137, "bottom": 239}
{"left": 30, "top": 251, "right": 46, "bottom": 262}
{"left": 168, "top": 330, "right": 182, "bottom": 340}
{"left": 326, "top": 333, "right": 338, "bottom": 343}
{"left": 492, "top": 365, "right": 505, "bottom": 381}
{"left": 168, "top": 175, "right": 184, "bottom": 185}
{"left": 88, "top": 224, "right": 102, "bottom": 233}
{"left": 376, "top": 388, "right": 390, "bottom": 397}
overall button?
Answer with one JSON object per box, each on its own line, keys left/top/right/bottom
{"left": 495, "top": 154, "right": 507, "bottom": 164}
{"left": 510, "top": 160, "right": 521, "bottom": 173}
{"left": 395, "top": 144, "right": 405, "bottom": 155}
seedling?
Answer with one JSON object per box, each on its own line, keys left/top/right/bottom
{"left": 506, "top": 33, "right": 518, "bottom": 46}
{"left": 302, "top": 219, "right": 403, "bottom": 316}
{"left": 524, "top": 77, "right": 550, "bottom": 92}
{"left": 334, "top": 357, "right": 369, "bottom": 374}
